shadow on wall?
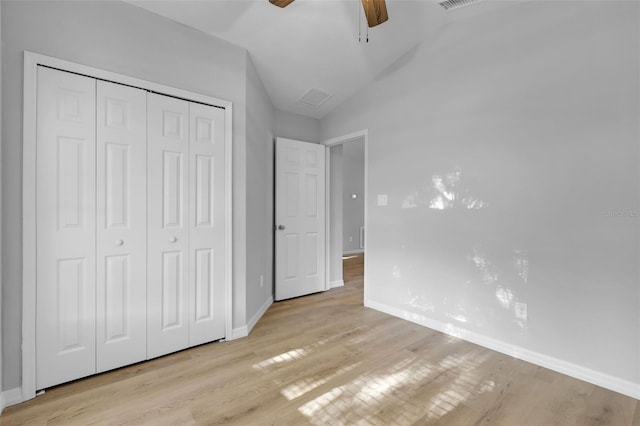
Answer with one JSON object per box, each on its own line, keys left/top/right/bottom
{"left": 393, "top": 166, "right": 529, "bottom": 335}
{"left": 402, "top": 166, "right": 488, "bottom": 211}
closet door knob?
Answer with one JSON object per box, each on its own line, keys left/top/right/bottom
{"left": 115, "top": 239, "right": 124, "bottom": 246}
{"left": 169, "top": 236, "right": 177, "bottom": 243}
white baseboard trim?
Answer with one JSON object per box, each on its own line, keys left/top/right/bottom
{"left": 230, "top": 295, "right": 273, "bottom": 340}
{"left": 365, "top": 299, "right": 640, "bottom": 400}
{"left": 2, "top": 387, "right": 24, "bottom": 409}
{"left": 343, "top": 249, "right": 364, "bottom": 255}
{"left": 230, "top": 326, "right": 248, "bottom": 340}
{"left": 330, "top": 280, "right": 344, "bottom": 289}
{"left": 247, "top": 296, "right": 273, "bottom": 335}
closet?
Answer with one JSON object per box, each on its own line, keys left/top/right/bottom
{"left": 35, "top": 66, "right": 226, "bottom": 390}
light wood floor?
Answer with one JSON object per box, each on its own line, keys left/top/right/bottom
{"left": 3, "top": 253, "right": 639, "bottom": 425}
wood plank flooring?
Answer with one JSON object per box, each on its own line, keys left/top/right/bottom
{"left": 3, "top": 253, "right": 638, "bottom": 425}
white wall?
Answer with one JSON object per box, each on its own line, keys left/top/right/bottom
{"left": 322, "top": 0, "right": 640, "bottom": 395}
{"left": 329, "top": 145, "right": 343, "bottom": 284}
{"left": 342, "top": 139, "right": 365, "bottom": 253}
{"left": 275, "top": 109, "right": 321, "bottom": 143}
{"left": 245, "top": 54, "right": 275, "bottom": 329}
{"left": 1, "top": 0, "right": 255, "bottom": 392}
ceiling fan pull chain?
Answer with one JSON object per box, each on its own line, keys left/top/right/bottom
{"left": 367, "top": 24, "right": 369, "bottom": 43}
{"left": 358, "top": 2, "right": 362, "bottom": 43}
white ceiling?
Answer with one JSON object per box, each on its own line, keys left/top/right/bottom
{"left": 128, "top": 0, "right": 514, "bottom": 119}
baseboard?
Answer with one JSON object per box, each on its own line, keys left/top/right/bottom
{"left": 330, "top": 280, "right": 344, "bottom": 289}
{"left": 343, "top": 249, "right": 364, "bottom": 255}
{"left": 365, "top": 299, "right": 640, "bottom": 400}
{"left": 230, "top": 326, "right": 248, "bottom": 340}
{"left": 247, "top": 295, "right": 273, "bottom": 335}
{"left": 2, "top": 387, "right": 24, "bottom": 409}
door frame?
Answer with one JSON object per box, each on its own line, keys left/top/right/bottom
{"left": 22, "top": 51, "right": 234, "bottom": 402}
{"left": 323, "top": 130, "right": 369, "bottom": 301}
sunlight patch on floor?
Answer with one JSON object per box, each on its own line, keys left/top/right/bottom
{"left": 298, "top": 355, "right": 433, "bottom": 425}
{"left": 424, "top": 353, "right": 495, "bottom": 421}
{"left": 281, "top": 362, "right": 362, "bottom": 401}
{"left": 253, "top": 326, "right": 369, "bottom": 371}
{"left": 252, "top": 348, "right": 309, "bottom": 370}
{"left": 298, "top": 349, "right": 496, "bottom": 425}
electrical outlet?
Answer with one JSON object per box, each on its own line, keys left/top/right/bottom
{"left": 515, "top": 302, "right": 528, "bottom": 321}
{"left": 260, "top": 275, "right": 264, "bottom": 288}
{"left": 349, "top": 236, "right": 353, "bottom": 242}
{"left": 377, "top": 194, "right": 388, "bottom": 206}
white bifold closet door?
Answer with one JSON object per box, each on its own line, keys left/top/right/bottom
{"left": 36, "top": 67, "right": 97, "bottom": 390}
{"left": 95, "top": 81, "right": 148, "bottom": 373}
{"left": 147, "top": 94, "right": 190, "bottom": 358}
{"left": 36, "top": 67, "right": 226, "bottom": 389}
{"left": 147, "top": 94, "right": 225, "bottom": 358}
{"left": 36, "top": 69, "right": 148, "bottom": 388}
{"left": 188, "top": 102, "right": 226, "bottom": 346}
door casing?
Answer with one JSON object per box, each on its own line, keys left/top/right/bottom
{"left": 322, "top": 130, "right": 369, "bottom": 302}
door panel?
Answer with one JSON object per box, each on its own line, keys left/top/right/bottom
{"left": 285, "top": 234, "right": 298, "bottom": 279}
{"left": 56, "top": 258, "right": 86, "bottom": 351}
{"left": 286, "top": 173, "right": 298, "bottom": 217}
{"left": 57, "top": 138, "right": 84, "bottom": 227}
{"left": 195, "top": 155, "right": 213, "bottom": 227}
{"left": 162, "top": 151, "right": 185, "bottom": 228}
{"left": 36, "top": 67, "right": 97, "bottom": 389}
{"left": 305, "top": 175, "right": 318, "bottom": 216}
{"left": 103, "top": 255, "right": 129, "bottom": 341}
{"left": 162, "top": 251, "right": 184, "bottom": 329}
{"left": 96, "top": 81, "right": 147, "bottom": 372}
{"left": 275, "top": 138, "right": 326, "bottom": 300}
{"left": 147, "top": 93, "right": 190, "bottom": 358}
{"left": 188, "top": 103, "right": 225, "bottom": 345}
{"left": 104, "top": 143, "right": 129, "bottom": 227}
{"left": 194, "top": 249, "right": 213, "bottom": 321}
{"left": 306, "top": 232, "right": 319, "bottom": 276}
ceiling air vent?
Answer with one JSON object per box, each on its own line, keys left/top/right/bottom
{"left": 297, "top": 88, "right": 332, "bottom": 108}
{"left": 438, "top": 0, "right": 483, "bottom": 11}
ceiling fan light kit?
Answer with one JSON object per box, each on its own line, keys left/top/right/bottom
{"left": 269, "top": 0, "right": 389, "bottom": 28}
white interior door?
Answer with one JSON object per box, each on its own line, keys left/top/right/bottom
{"left": 36, "top": 67, "right": 97, "bottom": 389}
{"left": 275, "top": 138, "right": 326, "bottom": 301}
{"left": 147, "top": 93, "right": 190, "bottom": 358}
{"left": 96, "top": 81, "right": 147, "bottom": 372}
{"left": 188, "top": 103, "right": 226, "bottom": 345}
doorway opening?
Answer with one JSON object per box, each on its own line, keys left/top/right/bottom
{"left": 324, "top": 130, "right": 368, "bottom": 304}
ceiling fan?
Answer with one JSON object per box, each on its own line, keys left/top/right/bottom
{"left": 269, "top": 0, "right": 389, "bottom": 28}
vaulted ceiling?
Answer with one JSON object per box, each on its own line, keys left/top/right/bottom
{"left": 128, "top": 0, "right": 517, "bottom": 119}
